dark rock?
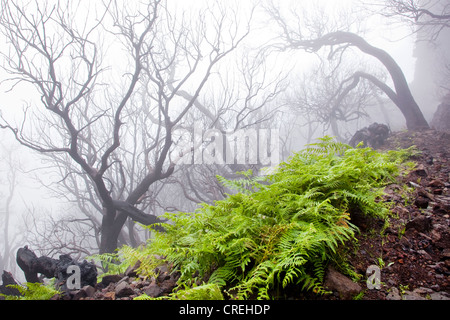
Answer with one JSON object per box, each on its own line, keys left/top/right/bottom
{"left": 324, "top": 267, "right": 362, "bottom": 299}
{"left": 433, "top": 203, "right": 450, "bottom": 215}
{"left": 160, "top": 278, "right": 177, "bottom": 295}
{"left": 71, "top": 289, "right": 87, "bottom": 300}
{"left": 82, "top": 285, "right": 96, "bottom": 298}
{"left": 144, "top": 282, "right": 162, "bottom": 298}
{"left": 101, "top": 274, "right": 123, "bottom": 286}
{"left": 155, "top": 263, "right": 173, "bottom": 282}
{"left": 406, "top": 215, "right": 432, "bottom": 232}
{"left": 414, "top": 196, "right": 429, "bottom": 209}
{"left": 115, "top": 281, "right": 135, "bottom": 298}
{"left": 125, "top": 260, "right": 141, "bottom": 278}
{"left": 349, "top": 123, "right": 390, "bottom": 148}
{"left": 412, "top": 164, "right": 428, "bottom": 177}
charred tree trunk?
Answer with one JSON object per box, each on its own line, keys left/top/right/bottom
{"left": 0, "top": 271, "right": 21, "bottom": 297}
{"left": 16, "top": 246, "right": 97, "bottom": 289}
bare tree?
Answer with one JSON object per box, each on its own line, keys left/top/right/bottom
{"left": 379, "top": 0, "right": 450, "bottom": 40}
{"left": 0, "top": 142, "right": 22, "bottom": 273}
{"left": 0, "top": 0, "right": 256, "bottom": 253}
{"left": 285, "top": 58, "right": 380, "bottom": 142}
{"left": 266, "top": 2, "right": 430, "bottom": 131}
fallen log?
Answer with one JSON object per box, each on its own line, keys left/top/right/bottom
{"left": 16, "top": 246, "right": 97, "bottom": 290}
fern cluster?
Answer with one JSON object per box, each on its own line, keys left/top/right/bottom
{"left": 0, "top": 282, "right": 60, "bottom": 300}
{"left": 107, "top": 137, "right": 413, "bottom": 299}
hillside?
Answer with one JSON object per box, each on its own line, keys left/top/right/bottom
{"left": 72, "top": 129, "right": 450, "bottom": 301}
{"left": 351, "top": 129, "right": 450, "bottom": 300}
{"left": 1, "top": 129, "right": 449, "bottom": 301}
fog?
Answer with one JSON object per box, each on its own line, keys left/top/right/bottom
{"left": 0, "top": 0, "right": 448, "bottom": 281}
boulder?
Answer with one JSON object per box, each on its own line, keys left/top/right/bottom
{"left": 324, "top": 267, "right": 362, "bottom": 299}
{"left": 406, "top": 215, "right": 432, "bottom": 232}
{"left": 115, "top": 281, "right": 135, "bottom": 298}
{"left": 101, "top": 274, "right": 122, "bottom": 286}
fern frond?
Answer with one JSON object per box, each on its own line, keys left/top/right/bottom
{"left": 0, "top": 283, "right": 60, "bottom": 300}
{"left": 116, "top": 136, "right": 413, "bottom": 300}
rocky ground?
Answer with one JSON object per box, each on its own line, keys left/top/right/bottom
{"left": 351, "top": 129, "right": 450, "bottom": 300}
{"left": 52, "top": 260, "right": 180, "bottom": 300}
{"left": 3, "top": 129, "right": 449, "bottom": 301}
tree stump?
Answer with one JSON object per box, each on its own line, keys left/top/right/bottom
{"left": 16, "top": 246, "right": 97, "bottom": 290}
{"left": 0, "top": 271, "right": 21, "bottom": 298}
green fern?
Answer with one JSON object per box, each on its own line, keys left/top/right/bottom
{"left": 107, "top": 136, "right": 413, "bottom": 300}
{"left": 1, "top": 282, "right": 60, "bottom": 300}
{"left": 134, "top": 283, "right": 224, "bottom": 300}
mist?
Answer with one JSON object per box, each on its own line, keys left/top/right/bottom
{"left": 0, "top": 0, "right": 448, "bottom": 286}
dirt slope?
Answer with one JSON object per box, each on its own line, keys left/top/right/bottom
{"left": 352, "top": 129, "right": 450, "bottom": 300}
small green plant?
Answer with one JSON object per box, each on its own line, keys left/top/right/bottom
{"left": 135, "top": 282, "right": 224, "bottom": 300}
{"left": 0, "top": 282, "right": 60, "bottom": 300}
{"left": 399, "top": 284, "right": 410, "bottom": 295}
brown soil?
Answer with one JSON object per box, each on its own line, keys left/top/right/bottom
{"left": 350, "top": 129, "right": 450, "bottom": 300}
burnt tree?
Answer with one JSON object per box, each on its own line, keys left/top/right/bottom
{"left": 0, "top": 1, "right": 253, "bottom": 254}
{"left": 284, "top": 31, "right": 429, "bottom": 130}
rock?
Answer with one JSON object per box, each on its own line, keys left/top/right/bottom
{"left": 144, "top": 281, "right": 162, "bottom": 298}
{"left": 324, "top": 267, "right": 362, "bottom": 300}
{"left": 160, "top": 278, "right": 177, "bottom": 295}
{"left": 101, "top": 274, "right": 122, "bottom": 286}
{"left": 402, "top": 291, "right": 425, "bottom": 300}
{"left": 348, "top": 123, "right": 390, "bottom": 148}
{"left": 125, "top": 260, "right": 141, "bottom": 277}
{"left": 433, "top": 203, "right": 448, "bottom": 215}
{"left": 429, "top": 292, "right": 450, "bottom": 300}
{"left": 115, "top": 281, "right": 135, "bottom": 298}
{"left": 386, "top": 287, "right": 401, "bottom": 300}
{"left": 414, "top": 196, "right": 429, "bottom": 209}
{"left": 71, "top": 285, "right": 96, "bottom": 300}
{"left": 103, "top": 291, "right": 115, "bottom": 300}
{"left": 406, "top": 215, "right": 431, "bottom": 232}
{"left": 429, "top": 179, "right": 445, "bottom": 188}
{"left": 82, "top": 285, "right": 96, "bottom": 298}
{"left": 71, "top": 289, "right": 87, "bottom": 300}
{"left": 413, "top": 287, "right": 433, "bottom": 295}
{"left": 417, "top": 250, "right": 432, "bottom": 261}
{"left": 117, "top": 276, "right": 130, "bottom": 285}
{"left": 431, "top": 229, "right": 442, "bottom": 242}
{"left": 412, "top": 164, "right": 428, "bottom": 177}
